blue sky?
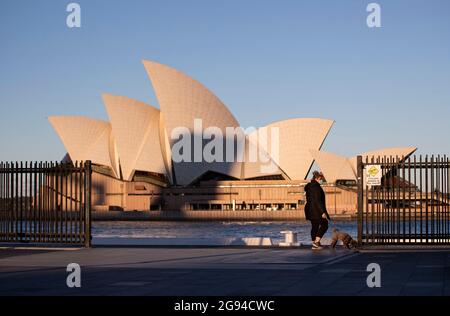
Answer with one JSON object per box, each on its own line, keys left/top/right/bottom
{"left": 1, "top": 0, "right": 449, "bottom": 161}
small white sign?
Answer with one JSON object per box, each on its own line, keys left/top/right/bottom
{"left": 365, "top": 165, "right": 382, "bottom": 186}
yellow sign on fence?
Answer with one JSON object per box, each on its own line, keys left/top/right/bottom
{"left": 365, "top": 165, "right": 382, "bottom": 186}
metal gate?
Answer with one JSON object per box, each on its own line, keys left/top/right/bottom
{"left": 357, "top": 155, "right": 450, "bottom": 245}
{"left": 0, "top": 161, "right": 92, "bottom": 247}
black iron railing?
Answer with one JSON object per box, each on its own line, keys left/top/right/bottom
{"left": 0, "top": 161, "right": 92, "bottom": 247}
{"left": 357, "top": 155, "right": 450, "bottom": 245}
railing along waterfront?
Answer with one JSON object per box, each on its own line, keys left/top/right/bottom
{"left": 0, "top": 161, "right": 92, "bottom": 247}
{"left": 357, "top": 155, "right": 450, "bottom": 245}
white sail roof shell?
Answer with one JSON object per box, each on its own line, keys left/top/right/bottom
{"left": 48, "top": 116, "right": 117, "bottom": 176}
{"left": 103, "top": 94, "right": 167, "bottom": 181}
{"left": 310, "top": 150, "right": 356, "bottom": 183}
{"left": 249, "top": 118, "right": 334, "bottom": 180}
{"left": 143, "top": 60, "right": 243, "bottom": 185}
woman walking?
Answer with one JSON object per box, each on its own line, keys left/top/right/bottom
{"left": 304, "top": 171, "right": 331, "bottom": 250}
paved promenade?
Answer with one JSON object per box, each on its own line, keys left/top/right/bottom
{"left": 0, "top": 246, "right": 449, "bottom": 296}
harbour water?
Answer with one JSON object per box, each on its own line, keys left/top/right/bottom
{"left": 92, "top": 220, "right": 358, "bottom": 244}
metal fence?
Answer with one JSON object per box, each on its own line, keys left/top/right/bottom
{"left": 357, "top": 155, "right": 450, "bottom": 245}
{"left": 0, "top": 161, "right": 92, "bottom": 247}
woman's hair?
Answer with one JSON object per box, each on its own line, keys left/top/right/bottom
{"left": 312, "top": 171, "right": 324, "bottom": 180}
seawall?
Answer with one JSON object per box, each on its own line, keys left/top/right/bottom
{"left": 91, "top": 210, "right": 356, "bottom": 221}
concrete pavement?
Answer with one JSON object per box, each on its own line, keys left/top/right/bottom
{"left": 0, "top": 246, "right": 449, "bottom": 296}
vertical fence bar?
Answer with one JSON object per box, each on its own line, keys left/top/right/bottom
{"left": 54, "top": 162, "right": 58, "bottom": 242}
{"left": 1, "top": 163, "right": 3, "bottom": 240}
{"left": 436, "top": 155, "right": 440, "bottom": 243}
{"left": 0, "top": 163, "right": 2, "bottom": 240}
{"left": 442, "top": 156, "right": 446, "bottom": 242}
{"left": 78, "top": 162, "right": 83, "bottom": 244}
{"left": 54, "top": 161, "right": 59, "bottom": 243}
{"left": 59, "top": 162, "right": 62, "bottom": 243}
{"left": 4, "top": 162, "right": 6, "bottom": 240}
{"left": 18, "top": 162, "right": 22, "bottom": 241}
{"left": 441, "top": 156, "right": 444, "bottom": 243}
{"left": 25, "top": 162, "right": 28, "bottom": 240}
{"left": 381, "top": 156, "right": 385, "bottom": 243}
{"left": 69, "top": 163, "right": 73, "bottom": 243}
{"left": 438, "top": 156, "right": 441, "bottom": 243}
{"left": 387, "top": 156, "right": 392, "bottom": 244}
{"left": 0, "top": 163, "right": 3, "bottom": 241}
{"left": 74, "top": 162, "right": 79, "bottom": 244}
{"left": 363, "top": 157, "right": 371, "bottom": 244}
{"left": 38, "top": 162, "right": 42, "bottom": 243}
{"left": 49, "top": 161, "right": 53, "bottom": 243}
{"left": 394, "top": 156, "right": 399, "bottom": 244}
{"left": 401, "top": 156, "right": 405, "bottom": 243}
{"left": 385, "top": 156, "right": 389, "bottom": 244}
{"left": 431, "top": 156, "right": 435, "bottom": 243}
{"left": 3, "top": 163, "right": 6, "bottom": 241}
{"left": 44, "top": 162, "right": 48, "bottom": 243}
{"left": 444, "top": 156, "right": 447, "bottom": 241}
{"left": 64, "top": 164, "right": 68, "bottom": 244}
{"left": 441, "top": 156, "right": 445, "bottom": 242}
{"left": 5, "top": 162, "right": 8, "bottom": 241}
{"left": 413, "top": 156, "right": 417, "bottom": 242}
{"left": 9, "top": 162, "right": 17, "bottom": 241}
{"left": 84, "top": 161, "right": 92, "bottom": 248}
{"left": 1, "top": 163, "right": 4, "bottom": 240}
{"left": 23, "top": 162, "right": 27, "bottom": 240}
{"left": 419, "top": 156, "right": 422, "bottom": 243}
{"left": 392, "top": 156, "right": 396, "bottom": 244}
{"left": 444, "top": 157, "right": 447, "bottom": 241}
{"left": 5, "top": 162, "right": 7, "bottom": 240}
{"left": 6, "top": 162, "right": 8, "bottom": 240}
{"left": 442, "top": 156, "right": 445, "bottom": 242}
{"left": 56, "top": 161, "right": 60, "bottom": 242}
{"left": 425, "top": 155, "right": 428, "bottom": 244}
{"left": 370, "top": 157, "right": 375, "bottom": 244}
{"left": 14, "top": 162, "right": 18, "bottom": 242}
{"left": 390, "top": 157, "right": 395, "bottom": 244}
{"left": 41, "top": 162, "right": 45, "bottom": 243}
{"left": 32, "top": 162, "right": 36, "bottom": 242}
{"left": 26, "top": 162, "right": 30, "bottom": 240}
{"left": 447, "top": 156, "right": 449, "bottom": 241}
{"left": 357, "top": 156, "right": 364, "bottom": 246}
{"left": 375, "top": 156, "right": 380, "bottom": 243}
{"left": 27, "top": 162, "right": 31, "bottom": 240}
{"left": 408, "top": 157, "right": 411, "bottom": 243}
{"left": 47, "top": 162, "right": 52, "bottom": 243}
{"left": 3, "top": 162, "right": 5, "bottom": 241}
{"left": 8, "top": 162, "right": 12, "bottom": 241}
{"left": 5, "top": 163, "right": 8, "bottom": 240}
{"left": 436, "top": 156, "right": 439, "bottom": 243}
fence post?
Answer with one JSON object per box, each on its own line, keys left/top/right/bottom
{"left": 357, "top": 155, "right": 364, "bottom": 246}
{"left": 84, "top": 161, "right": 92, "bottom": 248}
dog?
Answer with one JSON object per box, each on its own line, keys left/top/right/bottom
{"left": 330, "top": 228, "right": 358, "bottom": 249}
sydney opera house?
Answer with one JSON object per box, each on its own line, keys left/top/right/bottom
{"left": 49, "top": 60, "right": 416, "bottom": 219}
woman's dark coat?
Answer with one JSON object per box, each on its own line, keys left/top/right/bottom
{"left": 304, "top": 180, "right": 329, "bottom": 221}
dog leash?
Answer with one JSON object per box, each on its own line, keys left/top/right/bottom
{"left": 328, "top": 218, "right": 337, "bottom": 228}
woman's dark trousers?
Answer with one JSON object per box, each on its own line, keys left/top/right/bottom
{"left": 310, "top": 218, "right": 329, "bottom": 241}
